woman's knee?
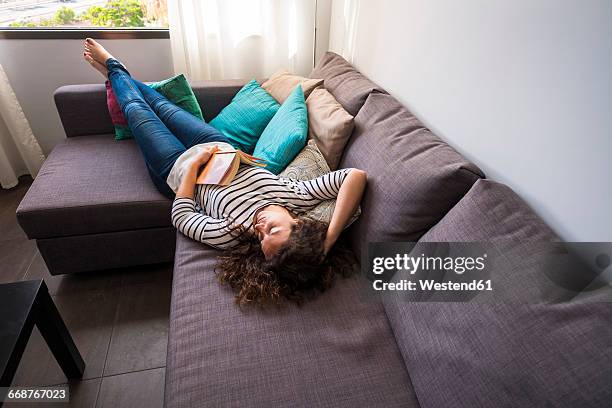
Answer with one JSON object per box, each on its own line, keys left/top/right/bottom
{"left": 122, "top": 99, "right": 150, "bottom": 115}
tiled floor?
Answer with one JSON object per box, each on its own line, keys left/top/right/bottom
{"left": 1, "top": 177, "right": 172, "bottom": 408}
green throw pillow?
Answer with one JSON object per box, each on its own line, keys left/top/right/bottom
{"left": 107, "top": 74, "right": 204, "bottom": 141}
{"left": 209, "top": 79, "right": 280, "bottom": 153}
{"left": 253, "top": 86, "right": 308, "bottom": 174}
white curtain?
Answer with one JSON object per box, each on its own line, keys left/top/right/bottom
{"left": 168, "top": 0, "right": 317, "bottom": 81}
{"left": 0, "top": 64, "right": 44, "bottom": 189}
{"left": 328, "top": 0, "right": 361, "bottom": 63}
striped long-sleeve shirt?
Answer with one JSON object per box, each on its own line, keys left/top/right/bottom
{"left": 171, "top": 164, "right": 354, "bottom": 249}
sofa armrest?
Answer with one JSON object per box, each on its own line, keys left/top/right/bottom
{"left": 53, "top": 79, "right": 249, "bottom": 138}
{"left": 54, "top": 84, "right": 113, "bottom": 138}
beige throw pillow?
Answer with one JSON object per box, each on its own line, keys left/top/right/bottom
{"left": 305, "top": 88, "right": 354, "bottom": 170}
{"left": 262, "top": 70, "right": 323, "bottom": 103}
{"left": 279, "top": 140, "right": 360, "bottom": 228}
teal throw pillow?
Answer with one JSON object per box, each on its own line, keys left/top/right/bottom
{"left": 253, "top": 86, "right": 308, "bottom": 174}
{"left": 209, "top": 79, "right": 280, "bottom": 153}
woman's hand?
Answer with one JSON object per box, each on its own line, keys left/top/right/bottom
{"left": 176, "top": 145, "right": 219, "bottom": 200}
{"left": 323, "top": 235, "right": 335, "bottom": 256}
{"left": 190, "top": 145, "right": 219, "bottom": 169}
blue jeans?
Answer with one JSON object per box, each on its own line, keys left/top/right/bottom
{"left": 106, "top": 58, "right": 229, "bottom": 198}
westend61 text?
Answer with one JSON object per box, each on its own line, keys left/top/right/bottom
{"left": 370, "top": 252, "right": 492, "bottom": 293}
{"left": 373, "top": 279, "right": 493, "bottom": 291}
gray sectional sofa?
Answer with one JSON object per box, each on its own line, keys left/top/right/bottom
{"left": 17, "top": 53, "right": 611, "bottom": 407}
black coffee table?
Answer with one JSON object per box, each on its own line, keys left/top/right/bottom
{"left": 0, "top": 280, "right": 85, "bottom": 389}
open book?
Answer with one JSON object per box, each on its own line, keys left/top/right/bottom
{"left": 196, "top": 150, "right": 266, "bottom": 185}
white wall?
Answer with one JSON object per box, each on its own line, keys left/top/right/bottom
{"left": 328, "top": 0, "right": 612, "bottom": 242}
{"left": 0, "top": 38, "right": 173, "bottom": 155}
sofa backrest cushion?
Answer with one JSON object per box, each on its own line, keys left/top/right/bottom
{"left": 382, "top": 179, "right": 612, "bottom": 407}
{"left": 309, "top": 52, "right": 386, "bottom": 116}
{"left": 339, "top": 92, "right": 484, "bottom": 255}
{"left": 420, "top": 178, "right": 557, "bottom": 241}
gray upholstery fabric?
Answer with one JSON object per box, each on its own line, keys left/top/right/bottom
{"left": 54, "top": 84, "right": 115, "bottom": 137}
{"left": 309, "top": 52, "right": 386, "bottom": 116}
{"left": 165, "top": 233, "right": 419, "bottom": 408}
{"left": 38, "top": 227, "right": 175, "bottom": 275}
{"left": 420, "top": 179, "right": 557, "bottom": 242}
{"left": 382, "top": 179, "right": 612, "bottom": 408}
{"left": 340, "top": 92, "right": 484, "bottom": 255}
{"left": 54, "top": 80, "right": 248, "bottom": 138}
{"left": 16, "top": 134, "right": 171, "bottom": 239}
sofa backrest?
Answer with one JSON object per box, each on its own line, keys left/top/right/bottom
{"left": 54, "top": 80, "right": 246, "bottom": 138}
{"left": 341, "top": 92, "right": 484, "bottom": 254}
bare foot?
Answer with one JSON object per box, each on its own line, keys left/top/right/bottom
{"left": 84, "top": 38, "right": 113, "bottom": 65}
{"left": 83, "top": 51, "right": 108, "bottom": 78}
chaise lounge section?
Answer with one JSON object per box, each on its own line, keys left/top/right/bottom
{"left": 15, "top": 80, "right": 247, "bottom": 275}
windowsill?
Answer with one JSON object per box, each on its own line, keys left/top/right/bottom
{"left": 0, "top": 28, "right": 169, "bottom": 40}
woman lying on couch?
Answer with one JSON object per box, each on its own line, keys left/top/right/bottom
{"left": 83, "top": 39, "right": 366, "bottom": 305}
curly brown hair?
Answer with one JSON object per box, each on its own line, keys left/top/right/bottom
{"left": 215, "top": 216, "right": 356, "bottom": 307}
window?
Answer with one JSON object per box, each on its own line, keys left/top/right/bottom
{"left": 1, "top": 0, "right": 168, "bottom": 28}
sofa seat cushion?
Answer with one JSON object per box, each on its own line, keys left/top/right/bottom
{"left": 17, "top": 134, "right": 171, "bottom": 239}
{"left": 310, "top": 52, "right": 386, "bottom": 116}
{"left": 340, "top": 92, "right": 484, "bottom": 255}
{"left": 382, "top": 180, "right": 612, "bottom": 408}
{"left": 165, "top": 233, "right": 419, "bottom": 408}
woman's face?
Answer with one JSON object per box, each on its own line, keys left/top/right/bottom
{"left": 253, "top": 206, "right": 297, "bottom": 259}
